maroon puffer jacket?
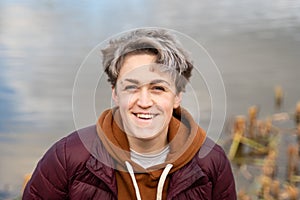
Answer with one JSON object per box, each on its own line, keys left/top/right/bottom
{"left": 23, "top": 125, "right": 236, "bottom": 200}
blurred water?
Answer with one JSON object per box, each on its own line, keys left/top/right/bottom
{"left": 1, "top": 0, "right": 300, "bottom": 198}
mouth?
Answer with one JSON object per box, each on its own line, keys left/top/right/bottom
{"left": 133, "top": 113, "right": 158, "bottom": 120}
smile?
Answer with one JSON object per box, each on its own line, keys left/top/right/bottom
{"left": 133, "top": 113, "right": 158, "bottom": 120}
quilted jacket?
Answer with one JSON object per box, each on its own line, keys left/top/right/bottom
{"left": 23, "top": 125, "right": 236, "bottom": 199}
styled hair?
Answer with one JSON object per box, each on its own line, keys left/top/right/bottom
{"left": 101, "top": 28, "right": 194, "bottom": 93}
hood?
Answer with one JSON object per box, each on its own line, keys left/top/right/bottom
{"left": 96, "top": 106, "right": 206, "bottom": 173}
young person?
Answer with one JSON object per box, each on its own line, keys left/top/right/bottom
{"left": 23, "top": 28, "right": 236, "bottom": 200}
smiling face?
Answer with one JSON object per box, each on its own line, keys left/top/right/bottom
{"left": 112, "top": 54, "right": 182, "bottom": 141}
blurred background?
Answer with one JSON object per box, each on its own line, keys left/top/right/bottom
{"left": 1, "top": 0, "right": 300, "bottom": 199}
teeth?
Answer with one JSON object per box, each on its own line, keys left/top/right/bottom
{"left": 136, "top": 113, "right": 154, "bottom": 119}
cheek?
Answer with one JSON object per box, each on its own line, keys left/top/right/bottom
{"left": 118, "top": 93, "right": 137, "bottom": 108}
{"left": 158, "top": 98, "right": 176, "bottom": 113}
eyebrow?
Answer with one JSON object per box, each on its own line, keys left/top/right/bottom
{"left": 149, "top": 79, "right": 171, "bottom": 86}
{"left": 122, "top": 78, "right": 171, "bottom": 86}
{"left": 122, "top": 78, "right": 139, "bottom": 85}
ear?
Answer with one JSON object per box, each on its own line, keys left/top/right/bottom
{"left": 173, "top": 92, "right": 182, "bottom": 109}
{"left": 112, "top": 87, "right": 119, "bottom": 106}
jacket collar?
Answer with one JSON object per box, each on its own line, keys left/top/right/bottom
{"left": 85, "top": 136, "right": 118, "bottom": 197}
{"left": 86, "top": 155, "right": 118, "bottom": 196}
{"left": 167, "top": 155, "right": 206, "bottom": 199}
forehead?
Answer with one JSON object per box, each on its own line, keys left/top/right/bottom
{"left": 118, "top": 54, "right": 174, "bottom": 84}
{"left": 119, "top": 54, "right": 156, "bottom": 76}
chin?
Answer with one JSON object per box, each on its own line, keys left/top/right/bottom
{"left": 131, "top": 126, "right": 166, "bottom": 139}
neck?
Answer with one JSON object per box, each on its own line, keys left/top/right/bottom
{"left": 127, "top": 131, "right": 168, "bottom": 154}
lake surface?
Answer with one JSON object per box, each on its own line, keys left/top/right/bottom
{"left": 1, "top": 0, "right": 300, "bottom": 198}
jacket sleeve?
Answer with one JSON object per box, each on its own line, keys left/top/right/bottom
{"left": 22, "top": 137, "right": 69, "bottom": 200}
{"left": 212, "top": 146, "right": 237, "bottom": 200}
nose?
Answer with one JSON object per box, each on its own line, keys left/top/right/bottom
{"left": 136, "top": 88, "right": 153, "bottom": 108}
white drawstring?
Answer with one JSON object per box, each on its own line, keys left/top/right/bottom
{"left": 125, "top": 161, "right": 173, "bottom": 200}
{"left": 125, "top": 161, "right": 142, "bottom": 200}
{"left": 156, "top": 164, "right": 173, "bottom": 200}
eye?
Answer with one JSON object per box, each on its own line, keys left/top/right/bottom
{"left": 124, "top": 85, "right": 138, "bottom": 91}
{"left": 152, "top": 86, "right": 166, "bottom": 91}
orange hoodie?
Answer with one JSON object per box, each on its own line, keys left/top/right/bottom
{"left": 96, "top": 107, "right": 206, "bottom": 200}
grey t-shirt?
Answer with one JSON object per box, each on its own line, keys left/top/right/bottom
{"left": 130, "top": 145, "right": 170, "bottom": 169}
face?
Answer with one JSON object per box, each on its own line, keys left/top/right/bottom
{"left": 112, "top": 54, "right": 182, "bottom": 140}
